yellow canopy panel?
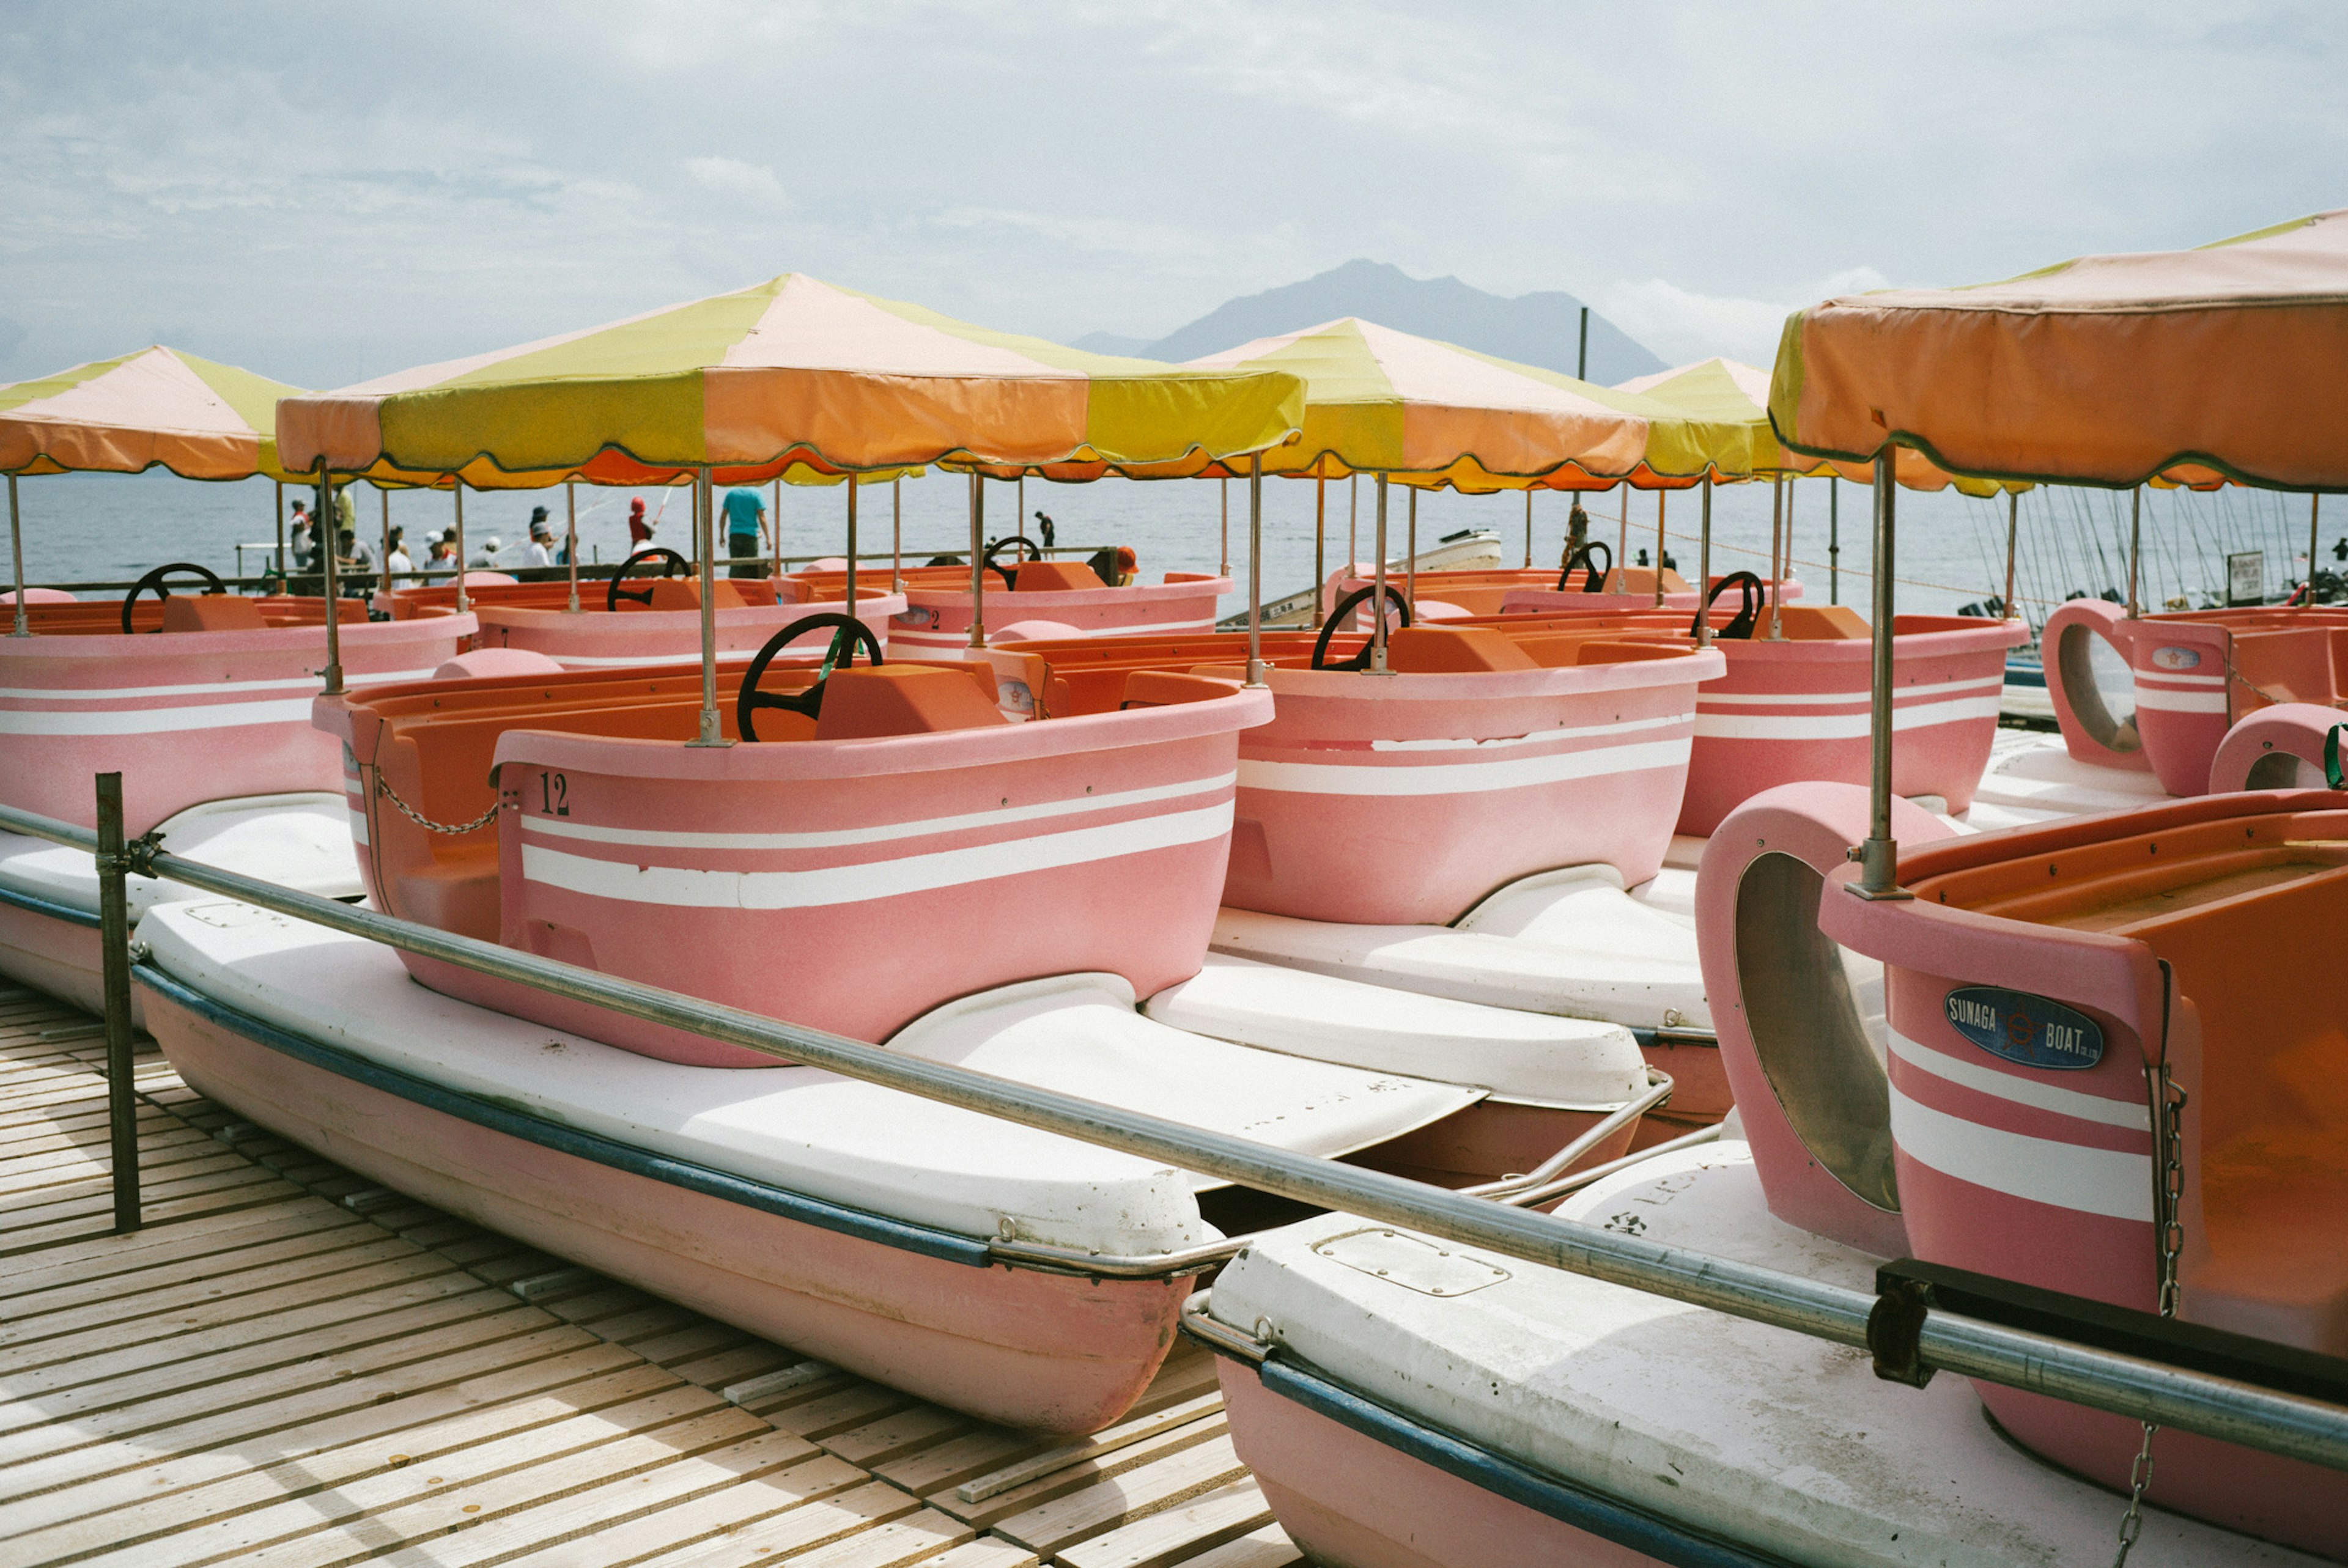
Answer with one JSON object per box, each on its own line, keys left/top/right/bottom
{"left": 1176, "top": 317, "right": 1745, "bottom": 485}
{"left": 1623, "top": 357, "right": 2021, "bottom": 496}
{"left": 0, "top": 347, "right": 309, "bottom": 482}
{"left": 277, "top": 273, "right": 1304, "bottom": 482}
{"left": 1770, "top": 210, "right": 2348, "bottom": 491}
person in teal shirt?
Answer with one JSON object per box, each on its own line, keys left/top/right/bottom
{"left": 722, "top": 487, "right": 769, "bottom": 578}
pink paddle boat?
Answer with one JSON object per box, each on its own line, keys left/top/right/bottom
{"left": 135, "top": 274, "right": 1663, "bottom": 1435}
{"left": 378, "top": 549, "right": 905, "bottom": 669}
{"left": 2043, "top": 595, "right": 2348, "bottom": 796}
{"left": 890, "top": 548, "right": 1231, "bottom": 658}
{"left": 0, "top": 571, "right": 472, "bottom": 1015}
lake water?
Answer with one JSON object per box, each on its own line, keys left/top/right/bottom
{"left": 8, "top": 466, "right": 2332, "bottom": 638}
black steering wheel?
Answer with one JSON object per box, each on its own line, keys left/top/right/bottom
{"left": 1312, "top": 583, "right": 1412, "bottom": 671}
{"left": 122, "top": 562, "right": 227, "bottom": 633}
{"left": 983, "top": 534, "right": 1040, "bottom": 591}
{"left": 606, "top": 547, "right": 690, "bottom": 611}
{"left": 736, "top": 613, "right": 884, "bottom": 742}
{"left": 1693, "top": 570, "right": 1764, "bottom": 640}
{"left": 1557, "top": 540, "right": 1613, "bottom": 594}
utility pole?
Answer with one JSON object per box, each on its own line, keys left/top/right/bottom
{"left": 1576, "top": 306, "right": 1590, "bottom": 381}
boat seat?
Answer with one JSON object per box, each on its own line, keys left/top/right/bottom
{"left": 811, "top": 665, "right": 1009, "bottom": 741}
{"left": 1118, "top": 671, "right": 1239, "bottom": 709}
{"left": 160, "top": 594, "right": 270, "bottom": 633}
{"left": 1600, "top": 566, "right": 1691, "bottom": 595}
{"left": 1771, "top": 605, "right": 1872, "bottom": 640}
{"left": 1384, "top": 626, "right": 1539, "bottom": 674}
{"left": 2120, "top": 856, "right": 2348, "bottom": 1355}
{"left": 1013, "top": 561, "right": 1107, "bottom": 592}
{"left": 635, "top": 578, "right": 746, "bottom": 613}
{"left": 2232, "top": 627, "right": 2341, "bottom": 706}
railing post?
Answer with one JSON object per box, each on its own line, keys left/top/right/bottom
{"left": 94, "top": 771, "right": 141, "bottom": 1233}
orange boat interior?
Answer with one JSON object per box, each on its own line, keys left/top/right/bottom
{"left": 382, "top": 578, "right": 787, "bottom": 619}
{"left": 1907, "top": 807, "right": 2348, "bottom": 1355}
{"left": 992, "top": 624, "right": 1707, "bottom": 719}
{"left": 15, "top": 595, "right": 367, "bottom": 636}
{"left": 349, "top": 657, "right": 1239, "bottom": 940}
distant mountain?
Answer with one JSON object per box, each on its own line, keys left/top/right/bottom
{"left": 1131, "top": 260, "right": 1666, "bottom": 384}
{"left": 1070, "top": 331, "right": 1153, "bottom": 357}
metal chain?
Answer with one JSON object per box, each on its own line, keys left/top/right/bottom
{"left": 373, "top": 773, "right": 500, "bottom": 836}
{"left": 2114, "top": 1062, "right": 2188, "bottom": 1566}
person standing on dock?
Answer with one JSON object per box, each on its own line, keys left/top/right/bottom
{"left": 289, "top": 500, "right": 315, "bottom": 570}
{"left": 722, "top": 485, "right": 769, "bottom": 578}
{"left": 522, "top": 509, "right": 555, "bottom": 568}
{"left": 385, "top": 526, "right": 412, "bottom": 578}
{"left": 628, "top": 496, "right": 655, "bottom": 549}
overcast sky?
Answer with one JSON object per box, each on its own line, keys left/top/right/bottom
{"left": 3, "top": 1, "right": 2341, "bottom": 391}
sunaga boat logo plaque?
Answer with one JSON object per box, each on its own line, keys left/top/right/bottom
{"left": 1944, "top": 987, "right": 2103, "bottom": 1070}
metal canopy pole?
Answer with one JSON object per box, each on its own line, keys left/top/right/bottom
{"left": 1616, "top": 485, "right": 1630, "bottom": 586}
{"left": 1852, "top": 450, "right": 1908, "bottom": 901}
{"left": 1829, "top": 477, "right": 1840, "bottom": 605}
{"left": 317, "top": 466, "right": 344, "bottom": 697}
{"left": 1696, "top": 478, "right": 1713, "bottom": 648}
{"left": 1219, "top": 477, "right": 1230, "bottom": 578}
{"left": 2125, "top": 485, "right": 2142, "bottom": 617}
{"left": 967, "top": 473, "right": 986, "bottom": 650}
{"left": 1349, "top": 474, "right": 1358, "bottom": 570}
{"left": 1372, "top": 474, "right": 1391, "bottom": 674}
{"left": 1767, "top": 474, "right": 1786, "bottom": 640}
{"left": 1244, "top": 456, "right": 1266, "bottom": 685}
{"left": 1653, "top": 489, "right": 1667, "bottom": 608}
{"left": 772, "top": 477, "right": 783, "bottom": 584}
{"left": 891, "top": 477, "right": 902, "bottom": 594}
{"left": 1524, "top": 488, "right": 1533, "bottom": 569}
{"left": 2310, "top": 493, "right": 2324, "bottom": 603}
{"left": 845, "top": 474, "right": 858, "bottom": 616}
{"left": 380, "top": 487, "right": 392, "bottom": 596}
{"left": 274, "top": 479, "right": 286, "bottom": 580}
{"left": 1314, "top": 473, "right": 1326, "bottom": 605}
{"left": 2004, "top": 490, "right": 2020, "bottom": 620}
{"left": 564, "top": 482, "right": 580, "bottom": 612}
{"left": 452, "top": 479, "right": 469, "bottom": 613}
{"left": 1406, "top": 485, "right": 1417, "bottom": 612}
{"left": 690, "top": 466, "right": 724, "bottom": 746}
{"left": 7, "top": 475, "right": 26, "bottom": 636}
{"left": 92, "top": 773, "right": 139, "bottom": 1233}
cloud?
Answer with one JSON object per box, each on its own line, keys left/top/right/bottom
{"left": 684, "top": 156, "right": 788, "bottom": 212}
{"left": 1600, "top": 268, "right": 1895, "bottom": 369}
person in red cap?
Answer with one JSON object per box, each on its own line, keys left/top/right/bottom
{"left": 627, "top": 496, "right": 655, "bottom": 548}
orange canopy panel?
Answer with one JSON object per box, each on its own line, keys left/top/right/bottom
{"left": 0, "top": 347, "right": 309, "bottom": 481}
{"left": 1770, "top": 210, "right": 2348, "bottom": 490}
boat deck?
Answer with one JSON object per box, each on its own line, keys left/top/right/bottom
{"left": 0, "top": 982, "right": 1296, "bottom": 1568}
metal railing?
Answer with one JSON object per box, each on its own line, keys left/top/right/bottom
{"left": 5, "top": 781, "right": 2346, "bottom": 1474}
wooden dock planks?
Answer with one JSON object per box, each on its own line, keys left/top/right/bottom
{"left": 0, "top": 982, "right": 1296, "bottom": 1566}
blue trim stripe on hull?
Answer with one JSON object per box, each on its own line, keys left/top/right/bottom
{"left": 1246, "top": 1350, "right": 1800, "bottom": 1568}
{"left": 133, "top": 962, "right": 995, "bottom": 1269}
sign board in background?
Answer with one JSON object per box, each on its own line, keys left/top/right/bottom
{"left": 2228, "top": 550, "right": 2267, "bottom": 606}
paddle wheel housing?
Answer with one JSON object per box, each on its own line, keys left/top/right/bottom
{"left": 1817, "top": 791, "right": 2348, "bottom": 1555}
{"left": 2043, "top": 597, "right": 2348, "bottom": 795}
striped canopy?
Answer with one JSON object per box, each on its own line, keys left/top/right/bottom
{"left": 1179, "top": 317, "right": 1738, "bottom": 491}
{"left": 1625, "top": 358, "right": 2015, "bottom": 496}
{"left": 278, "top": 273, "right": 1305, "bottom": 488}
{"left": 1769, "top": 210, "right": 2348, "bottom": 491}
{"left": 0, "top": 347, "right": 308, "bottom": 481}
